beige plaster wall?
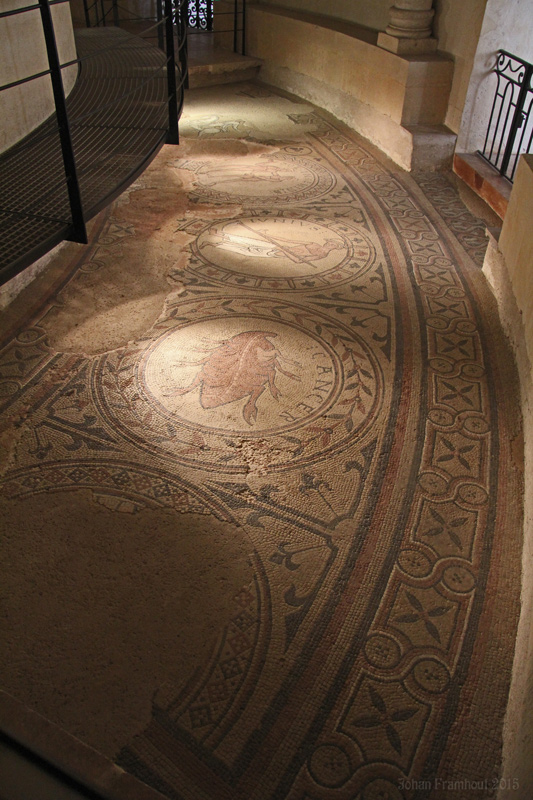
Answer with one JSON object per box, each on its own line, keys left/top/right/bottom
{"left": 434, "top": 0, "right": 487, "bottom": 134}
{"left": 0, "top": 0, "right": 78, "bottom": 154}
{"left": 253, "top": 0, "right": 392, "bottom": 31}
{"left": 71, "top": 0, "right": 392, "bottom": 31}
{"left": 482, "top": 155, "right": 533, "bottom": 799}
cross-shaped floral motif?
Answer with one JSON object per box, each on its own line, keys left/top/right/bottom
{"left": 394, "top": 592, "right": 452, "bottom": 643}
{"left": 436, "top": 437, "right": 476, "bottom": 471}
{"left": 423, "top": 507, "right": 468, "bottom": 551}
{"left": 439, "top": 379, "right": 477, "bottom": 408}
{"left": 350, "top": 685, "right": 418, "bottom": 755}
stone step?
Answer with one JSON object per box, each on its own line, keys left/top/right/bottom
{"left": 188, "top": 50, "right": 262, "bottom": 88}
{"left": 405, "top": 124, "right": 457, "bottom": 171}
{"left": 0, "top": 690, "right": 167, "bottom": 800}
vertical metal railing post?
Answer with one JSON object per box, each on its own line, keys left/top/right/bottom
{"left": 233, "top": 0, "right": 238, "bottom": 53}
{"left": 38, "top": 0, "right": 87, "bottom": 244}
{"left": 178, "top": 0, "right": 189, "bottom": 90}
{"left": 206, "top": 0, "right": 213, "bottom": 31}
{"left": 112, "top": 0, "right": 119, "bottom": 26}
{"left": 82, "top": 0, "right": 91, "bottom": 27}
{"left": 157, "top": 0, "right": 164, "bottom": 50}
{"left": 501, "top": 61, "right": 533, "bottom": 178}
{"left": 164, "top": 0, "right": 179, "bottom": 144}
{"left": 242, "top": 0, "right": 246, "bottom": 55}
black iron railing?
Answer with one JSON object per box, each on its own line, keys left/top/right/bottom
{"left": 186, "top": 0, "right": 247, "bottom": 56}
{"left": 85, "top": 0, "right": 246, "bottom": 56}
{"left": 82, "top": 0, "right": 119, "bottom": 27}
{"left": 0, "top": 0, "right": 184, "bottom": 285}
{"left": 479, "top": 50, "right": 533, "bottom": 182}
{"left": 187, "top": 0, "right": 213, "bottom": 30}
{"left": 81, "top": 0, "right": 189, "bottom": 90}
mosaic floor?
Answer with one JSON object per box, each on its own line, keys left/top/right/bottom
{"left": 0, "top": 83, "right": 524, "bottom": 800}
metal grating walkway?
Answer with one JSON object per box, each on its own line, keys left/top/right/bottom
{"left": 0, "top": 27, "right": 170, "bottom": 286}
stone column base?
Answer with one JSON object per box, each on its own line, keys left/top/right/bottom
{"left": 378, "top": 32, "right": 438, "bottom": 54}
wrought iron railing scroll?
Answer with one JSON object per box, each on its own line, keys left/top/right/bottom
{"left": 185, "top": 0, "right": 246, "bottom": 56}
{"left": 479, "top": 50, "right": 533, "bottom": 182}
{"left": 187, "top": 0, "right": 213, "bottom": 30}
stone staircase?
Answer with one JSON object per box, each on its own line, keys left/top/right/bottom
{"left": 187, "top": 33, "right": 262, "bottom": 88}
{"left": 77, "top": 23, "right": 262, "bottom": 90}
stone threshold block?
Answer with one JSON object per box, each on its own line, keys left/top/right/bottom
{"left": 453, "top": 152, "right": 512, "bottom": 220}
{"left": 188, "top": 54, "right": 263, "bottom": 89}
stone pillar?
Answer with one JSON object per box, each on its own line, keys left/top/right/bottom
{"left": 378, "top": 0, "right": 438, "bottom": 55}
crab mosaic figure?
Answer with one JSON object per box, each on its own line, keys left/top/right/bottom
{"left": 168, "top": 330, "right": 301, "bottom": 425}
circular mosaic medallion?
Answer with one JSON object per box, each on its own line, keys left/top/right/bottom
{"left": 17, "top": 327, "right": 45, "bottom": 344}
{"left": 458, "top": 483, "right": 488, "bottom": 506}
{"left": 364, "top": 633, "right": 402, "bottom": 669}
{"left": 412, "top": 658, "right": 450, "bottom": 694}
{"left": 188, "top": 153, "right": 336, "bottom": 205}
{"left": 0, "top": 380, "right": 19, "bottom": 398}
{"left": 428, "top": 409, "right": 454, "bottom": 427}
{"left": 462, "top": 363, "right": 485, "bottom": 379}
{"left": 362, "top": 779, "right": 403, "bottom": 800}
{"left": 397, "top": 548, "right": 432, "bottom": 578}
{"left": 463, "top": 416, "right": 489, "bottom": 434}
{"left": 141, "top": 317, "right": 342, "bottom": 434}
{"left": 308, "top": 744, "right": 353, "bottom": 788}
{"left": 191, "top": 216, "right": 375, "bottom": 291}
{"left": 418, "top": 471, "right": 448, "bottom": 496}
{"left": 429, "top": 357, "right": 455, "bottom": 374}
{"left": 94, "top": 297, "right": 382, "bottom": 473}
{"left": 442, "top": 564, "right": 476, "bottom": 593}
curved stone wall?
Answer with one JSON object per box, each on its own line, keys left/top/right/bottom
{"left": 246, "top": 3, "right": 454, "bottom": 171}
{"left": 254, "top": 0, "right": 392, "bottom": 32}
{"left": 0, "top": 0, "right": 78, "bottom": 154}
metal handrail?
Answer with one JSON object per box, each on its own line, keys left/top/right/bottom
{"left": 38, "top": 0, "right": 86, "bottom": 242}
{"left": 83, "top": 0, "right": 247, "bottom": 56}
{"left": 478, "top": 50, "right": 533, "bottom": 182}
{"left": 0, "top": 20, "right": 168, "bottom": 94}
{"left": 0, "top": 0, "right": 184, "bottom": 284}
{"left": 79, "top": 0, "right": 189, "bottom": 79}
{"left": 185, "top": 0, "right": 247, "bottom": 55}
